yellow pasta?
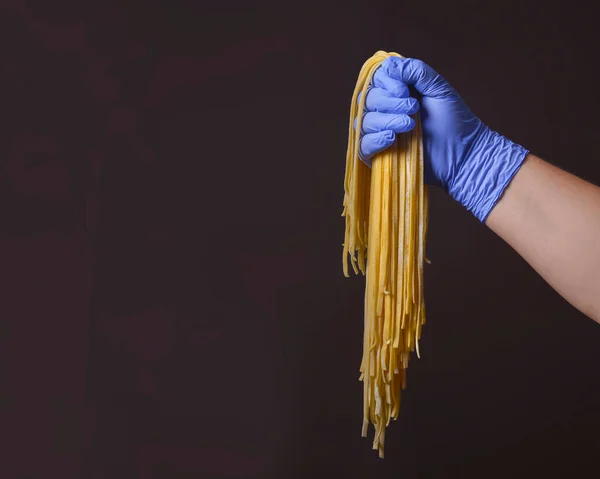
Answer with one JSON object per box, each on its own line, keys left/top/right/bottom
{"left": 342, "top": 51, "right": 428, "bottom": 458}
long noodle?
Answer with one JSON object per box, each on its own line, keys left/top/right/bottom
{"left": 342, "top": 51, "right": 429, "bottom": 458}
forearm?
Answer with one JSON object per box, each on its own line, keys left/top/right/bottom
{"left": 486, "top": 154, "right": 600, "bottom": 322}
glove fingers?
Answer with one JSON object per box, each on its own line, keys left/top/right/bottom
{"left": 361, "top": 88, "right": 419, "bottom": 114}
{"left": 356, "top": 86, "right": 372, "bottom": 106}
{"left": 380, "top": 57, "right": 457, "bottom": 99}
{"left": 361, "top": 112, "right": 415, "bottom": 135}
{"left": 359, "top": 130, "right": 396, "bottom": 163}
{"left": 372, "top": 69, "right": 410, "bottom": 98}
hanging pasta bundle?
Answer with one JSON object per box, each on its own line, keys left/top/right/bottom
{"left": 342, "top": 51, "right": 429, "bottom": 458}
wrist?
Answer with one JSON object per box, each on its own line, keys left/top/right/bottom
{"left": 449, "top": 128, "right": 529, "bottom": 222}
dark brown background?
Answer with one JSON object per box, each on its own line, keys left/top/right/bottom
{"left": 1, "top": 1, "right": 599, "bottom": 478}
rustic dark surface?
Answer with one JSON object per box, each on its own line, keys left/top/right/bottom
{"left": 1, "top": 1, "right": 599, "bottom": 477}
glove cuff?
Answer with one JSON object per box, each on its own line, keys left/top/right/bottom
{"left": 449, "top": 129, "right": 530, "bottom": 223}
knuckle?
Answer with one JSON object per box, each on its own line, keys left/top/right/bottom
{"left": 411, "top": 59, "right": 426, "bottom": 70}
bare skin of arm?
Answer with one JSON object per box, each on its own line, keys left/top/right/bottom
{"left": 486, "top": 154, "right": 600, "bottom": 323}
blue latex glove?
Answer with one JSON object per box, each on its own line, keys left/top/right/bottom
{"left": 356, "top": 57, "right": 529, "bottom": 222}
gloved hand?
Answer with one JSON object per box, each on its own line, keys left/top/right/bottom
{"left": 356, "top": 57, "right": 529, "bottom": 222}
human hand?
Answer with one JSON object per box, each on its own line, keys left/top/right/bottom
{"left": 356, "top": 57, "right": 528, "bottom": 222}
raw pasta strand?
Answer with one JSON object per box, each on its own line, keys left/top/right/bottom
{"left": 341, "top": 51, "right": 429, "bottom": 458}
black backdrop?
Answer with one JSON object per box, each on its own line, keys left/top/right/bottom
{"left": 1, "top": 1, "right": 599, "bottom": 478}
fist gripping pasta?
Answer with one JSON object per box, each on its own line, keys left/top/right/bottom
{"left": 342, "top": 51, "right": 429, "bottom": 458}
